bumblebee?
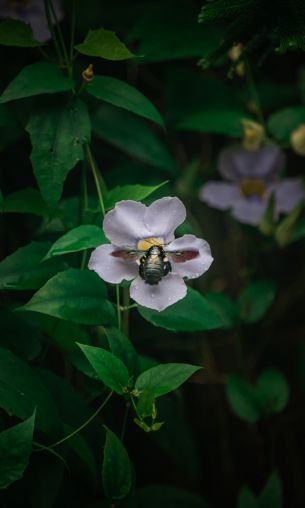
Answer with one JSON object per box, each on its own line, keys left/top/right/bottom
{"left": 111, "top": 240, "right": 198, "bottom": 285}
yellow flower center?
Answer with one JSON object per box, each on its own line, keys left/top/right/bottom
{"left": 137, "top": 237, "right": 164, "bottom": 250}
{"left": 239, "top": 179, "right": 266, "bottom": 199}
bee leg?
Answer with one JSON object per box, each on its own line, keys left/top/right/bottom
{"left": 163, "top": 261, "right": 172, "bottom": 276}
{"left": 139, "top": 257, "right": 145, "bottom": 280}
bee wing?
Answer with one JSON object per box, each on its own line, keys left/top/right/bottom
{"left": 111, "top": 249, "right": 143, "bottom": 261}
{"left": 166, "top": 250, "right": 199, "bottom": 263}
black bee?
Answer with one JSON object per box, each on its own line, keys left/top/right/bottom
{"left": 111, "top": 241, "right": 198, "bottom": 285}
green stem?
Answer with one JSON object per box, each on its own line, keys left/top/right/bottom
{"left": 33, "top": 441, "right": 69, "bottom": 470}
{"left": 41, "top": 391, "right": 113, "bottom": 449}
{"left": 245, "top": 59, "right": 265, "bottom": 129}
{"left": 47, "top": 0, "right": 70, "bottom": 74}
{"left": 119, "top": 303, "right": 138, "bottom": 312}
{"left": 44, "top": 0, "right": 63, "bottom": 65}
{"left": 85, "top": 145, "right": 106, "bottom": 217}
{"left": 116, "top": 285, "right": 122, "bottom": 331}
{"left": 69, "top": 0, "right": 76, "bottom": 65}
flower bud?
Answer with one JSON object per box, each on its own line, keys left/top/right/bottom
{"left": 290, "top": 124, "right": 305, "bottom": 156}
{"left": 241, "top": 119, "right": 265, "bottom": 150}
{"left": 228, "top": 43, "right": 245, "bottom": 77}
{"left": 82, "top": 64, "right": 94, "bottom": 82}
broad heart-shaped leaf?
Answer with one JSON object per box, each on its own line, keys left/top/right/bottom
{"left": 17, "top": 269, "right": 115, "bottom": 326}
{"left": 259, "top": 471, "right": 283, "bottom": 508}
{"left": 75, "top": 27, "right": 135, "bottom": 60}
{"left": 255, "top": 369, "right": 289, "bottom": 416}
{"left": 237, "top": 486, "right": 258, "bottom": 508}
{"left": 43, "top": 225, "right": 108, "bottom": 260}
{"left": 102, "top": 426, "right": 133, "bottom": 500}
{"left": 0, "top": 63, "right": 74, "bottom": 103}
{"left": 1, "top": 188, "right": 49, "bottom": 216}
{"left": 87, "top": 76, "right": 164, "bottom": 127}
{"left": 92, "top": 104, "right": 178, "bottom": 175}
{"left": 268, "top": 106, "right": 305, "bottom": 143}
{"left": 0, "top": 348, "right": 59, "bottom": 435}
{"left": 135, "top": 363, "right": 201, "bottom": 397}
{"left": 77, "top": 344, "right": 130, "bottom": 394}
{"left": 26, "top": 96, "right": 91, "bottom": 208}
{"left": 165, "top": 68, "right": 250, "bottom": 136}
{"left": 238, "top": 280, "right": 276, "bottom": 324}
{"left": 138, "top": 288, "right": 224, "bottom": 332}
{"left": 0, "top": 411, "right": 35, "bottom": 490}
{"left": 104, "top": 181, "right": 168, "bottom": 210}
{"left": 0, "top": 19, "right": 40, "bottom": 47}
{"left": 0, "top": 241, "right": 67, "bottom": 290}
{"left": 105, "top": 328, "right": 138, "bottom": 377}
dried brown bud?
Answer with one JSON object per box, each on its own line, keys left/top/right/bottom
{"left": 290, "top": 124, "right": 305, "bottom": 156}
{"left": 241, "top": 119, "right": 265, "bottom": 150}
{"left": 228, "top": 43, "right": 245, "bottom": 77}
{"left": 82, "top": 64, "right": 94, "bottom": 82}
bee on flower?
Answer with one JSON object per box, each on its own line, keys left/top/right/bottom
{"left": 89, "top": 197, "right": 213, "bottom": 311}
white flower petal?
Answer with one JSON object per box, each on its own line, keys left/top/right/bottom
{"left": 199, "top": 182, "right": 240, "bottom": 210}
{"left": 231, "top": 199, "right": 268, "bottom": 225}
{"left": 130, "top": 274, "right": 187, "bottom": 311}
{"left": 166, "top": 234, "right": 213, "bottom": 279}
{"left": 88, "top": 244, "right": 138, "bottom": 284}
{"left": 103, "top": 201, "right": 150, "bottom": 247}
{"left": 144, "top": 197, "right": 186, "bottom": 243}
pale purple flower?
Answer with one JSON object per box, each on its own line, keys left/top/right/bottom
{"left": 0, "top": 0, "right": 63, "bottom": 42}
{"left": 199, "top": 144, "right": 305, "bottom": 226}
{"left": 89, "top": 197, "right": 213, "bottom": 311}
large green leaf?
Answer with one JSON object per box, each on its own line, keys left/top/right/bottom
{"left": 259, "top": 471, "right": 283, "bottom": 508}
{"left": 87, "top": 76, "right": 163, "bottom": 127}
{"left": 1, "top": 188, "right": 49, "bottom": 216}
{"left": 0, "top": 63, "right": 74, "bottom": 103}
{"left": 92, "top": 104, "right": 177, "bottom": 175}
{"left": 135, "top": 363, "right": 201, "bottom": 397}
{"left": 0, "top": 241, "right": 67, "bottom": 290}
{"left": 0, "top": 19, "right": 40, "bottom": 47}
{"left": 43, "top": 225, "right": 107, "bottom": 260}
{"left": 102, "top": 426, "right": 133, "bottom": 500}
{"left": 238, "top": 280, "right": 276, "bottom": 323}
{"left": 26, "top": 97, "right": 91, "bottom": 208}
{"left": 138, "top": 288, "right": 224, "bottom": 332}
{"left": 104, "top": 181, "right": 168, "bottom": 210}
{"left": 17, "top": 269, "right": 115, "bottom": 326}
{"left": 0, "top": 348, "right": 59, "bottom": 435}
{"left": 75, "top": 28, "right": 135, "bottom": 60}
{"left": 226, "top": 375, "right": 261, "bottom": 423}
{"left": 0, "top": 412, "right": 35, "bottom": 490}
{"left": 105, "top": 328, "right": 138, "bottom": 377}
{"left": 77, "top": 344, "right": 130, "bottom": 394}
{"left": 268, "top": 106, "right": 305, "bottom": 143}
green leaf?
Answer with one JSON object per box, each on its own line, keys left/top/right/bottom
{"left": 238, "top": 280, "right": 276, "bottom": 323}
{"left": 133, "top": 484, "right": 209, "bottom": 508}
{"left": 138, "top": 288, "right": 224, "bottom": 332}
{"left": 1, "top": 188, "right": 49, "bottom": 216}
{"left": 0, "top": 411, "right": 35, "bottom": 490}
{"left": 238, "top": 486, "right": 258, "bottom": 508}
{"left": 0, "top": 241, "right": 67, "bottom": 290}
{"left": 256, "top": 369, "right": 289, "bottom": 416}
{"left": 259, "top": 471, "right": 283, "bottom": 508}
{"left": 0, "top": 348, "right": 59, "bottom": 435}
{"left": 17, "top": 269, "right": 115, "bottom": 326}
{"left": 63, "top": 424, "right": 97, "bottom": 481}
{"left": 178, "top": 109, "right": 250, "bottom": 136}
{"left": 87, "top": 75, "right": 164, "bottom": 127}
{"left": 104, "top": 181, "right": 168, "bottom": 210}
{"left": 268, "top": 106, "right": 305, "bottom": 143}
{"left": 275, "top": 203, "right": 304, "bottom": 247}
{"left": 105, "top": 328, "right": 138, "bottom": 377}
{"left": 26, "top": 97, "right": 91, "bottom": 208}
{"left": 226, "top": 375, "right": 261, "bottom": 423}
{"left": 0, "top": 63, "right": 74, "bottom": 103}
{"left": 77, "top": 344, "right": 130, "bottom": 394}
{"left": 102, "top": 426, "right": 133, "bottom": 500}
{"left": 136, "top": 387, "right": 155, "bottom": 418}
{"left": 75, "top": 28, "right": 135, "bottom": 60}
{"left": 43, "top": 225, "right": 107, "bottom": 260}
{"left": 259, "top": 193, "right": 276, "bottom": 236}
{"left": 0, "top": 309, "right": 42, "bottom": 361}
{"left": 0, "top": 19, "right": 40, "bottom": 47}
{"left": 205, "top": 292, "right": 238, "bottom": 328}
{"left": 92, "top": 104, "right": 177, "bottom": 175}
{"left": 135, "top": 363, "right": 201, "bottom": 397}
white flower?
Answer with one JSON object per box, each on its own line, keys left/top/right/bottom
{"left": 89, "top": 197, "right": 213, "bottom": 311}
